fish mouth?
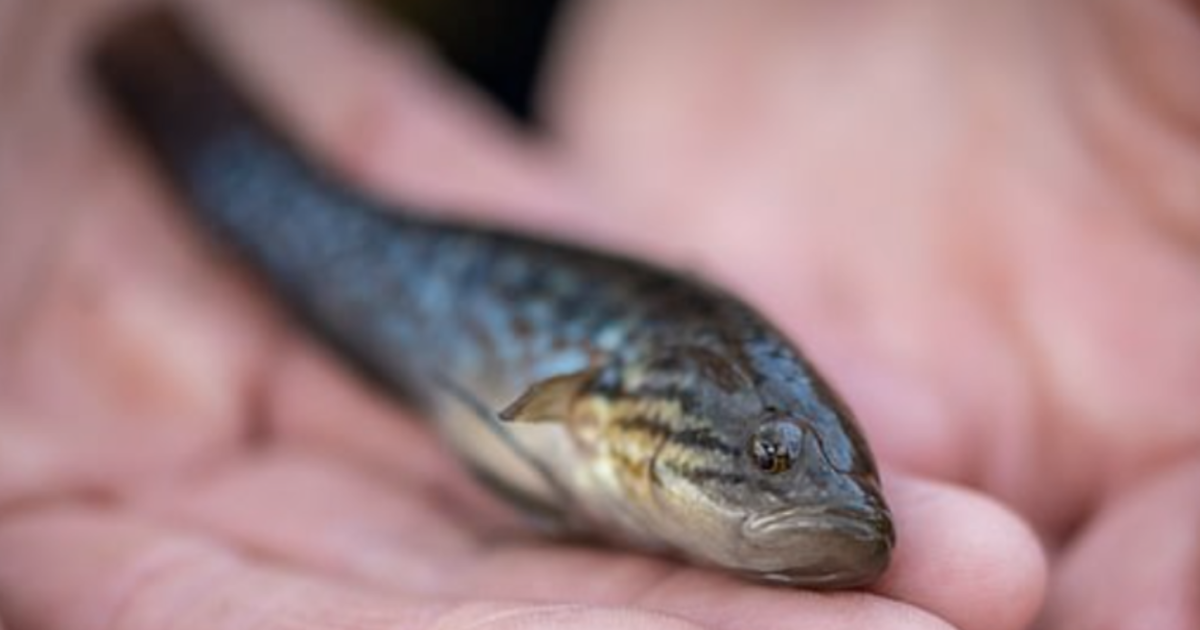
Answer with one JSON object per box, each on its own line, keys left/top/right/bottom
{"left": 741, "top": 504, "right": 890, "bottom": 541}
{"left": 734, "top": 504, "right": 895, "bottom": 587}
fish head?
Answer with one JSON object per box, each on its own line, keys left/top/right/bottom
{"left": 634, "top": 345, "right": 894, "bottom": 588}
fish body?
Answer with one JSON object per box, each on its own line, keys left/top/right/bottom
{"left": 91, "top": 9, "right": 894, "bottom": 587}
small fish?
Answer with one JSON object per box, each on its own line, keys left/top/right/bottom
{"left": 89, "top": 8, "right": 894, "bottom": 588}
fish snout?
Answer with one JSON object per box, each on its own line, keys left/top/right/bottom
{"left": 738, "top": 502, "right": 894, "bottom": 588}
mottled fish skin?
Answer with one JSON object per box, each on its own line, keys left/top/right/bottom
{"left": 89, "top": 8, "right": 895, "bottom": 588}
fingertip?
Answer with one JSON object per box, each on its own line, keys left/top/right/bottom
{"left": 877, "top": 475, "right": 1047, "bottom": 630}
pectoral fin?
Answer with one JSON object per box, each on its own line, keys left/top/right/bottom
{"left": 429, "top": 370, "right": 580, "bottom": 524}
{"left": 499, "top": 370, "right": 596, "bottom": 423}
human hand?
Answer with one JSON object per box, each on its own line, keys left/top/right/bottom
{"left": 0, "top": 1, "right": 1049, "bottom": 629}
{"left": 546, "top": 1, "right": 1200, "bottom": 628}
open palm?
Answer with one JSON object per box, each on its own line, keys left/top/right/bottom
{"left": 2, "top": 1, "right": 1194, "bottom": 629}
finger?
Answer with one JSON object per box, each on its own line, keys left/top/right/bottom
{"left": 143, "top": 451, "right": 1042, "bottom": 630}
{"left": 191, "top": 0, "right": 586, "bottom": 225}
{"left": 1041, "top": 458, "right": 1200, "bottom": 630}
{"left": 875, "top": 476, "right": 1046, "bottom": 630}
{"left": 0, "top": 505, "right": 703, "bottom": 630}
{"left": 456, "top": 475, "right": 1043, "bottom": 630}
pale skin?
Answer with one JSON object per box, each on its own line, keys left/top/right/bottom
{"left": 0, "top": 0, "right": 1196, "bottom": 629}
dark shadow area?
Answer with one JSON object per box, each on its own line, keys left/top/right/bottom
{"left": 360, "top": 0, "right": 567, "bottom": 125}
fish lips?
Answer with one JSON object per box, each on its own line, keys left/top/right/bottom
{"left": 736, "top": 503, "right": 895, "bottom": 588}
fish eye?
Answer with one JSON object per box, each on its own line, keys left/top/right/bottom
{"left": 748, "top": 420, "right": 804, "bottom": 474}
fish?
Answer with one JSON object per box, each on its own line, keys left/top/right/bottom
{"left": 88, "top": 7, "right": 895, "bottom": 588}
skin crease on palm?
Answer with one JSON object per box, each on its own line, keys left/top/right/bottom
{"left": 0, "top": 0, "right": 1196, "bottom": 628}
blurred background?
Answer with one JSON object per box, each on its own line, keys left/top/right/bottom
{"left": 360, "top": 0, "right": 566, "bottom": 124}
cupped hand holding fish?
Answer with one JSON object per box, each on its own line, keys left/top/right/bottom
{"left": 0, "top": 1, "right": 1194, "bottom": 630}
